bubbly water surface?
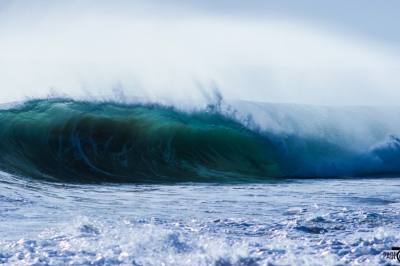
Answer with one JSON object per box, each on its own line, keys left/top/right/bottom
{"left": 0, "top": 172, "right": 399, "bottom": 265}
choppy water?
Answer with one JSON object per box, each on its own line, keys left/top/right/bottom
{"left": 1, "top": 172, "right": 399, "bottom": 265}
{"left": 1, "top": 99, "right": 400, "bottom": 265}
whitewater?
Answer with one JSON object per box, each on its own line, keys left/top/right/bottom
{"left": 0, "top": 97, "right": 399, "bottom": 265}
{"left": 1, "top": 2, "right": 400, "bottom": 265}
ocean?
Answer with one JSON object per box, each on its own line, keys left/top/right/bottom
{"left": 0, "top": 99, "right": 399, "bottom": 265}
{"left": 0, "top": 174, "right": 399, "bottom": 265}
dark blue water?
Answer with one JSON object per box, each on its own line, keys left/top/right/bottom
{"left": 1, "top": 172, "right": 399, "bottom": 265}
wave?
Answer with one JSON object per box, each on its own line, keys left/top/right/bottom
{"left": 0, "top": 99, "right": 399, "bottom": 183}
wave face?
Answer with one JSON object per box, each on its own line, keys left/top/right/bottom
{"left": 0, "top": 99, "right": 399, "bottom": 182}
{"left": 0, "top": 99, "right": 282, "bottom": 182}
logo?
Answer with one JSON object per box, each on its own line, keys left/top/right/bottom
{"left": 382, "top": 247, "right": 400, "bottom": 262}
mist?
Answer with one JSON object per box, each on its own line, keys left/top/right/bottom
{"left": 1, "top": 1, "right": 400, "bottom": 106}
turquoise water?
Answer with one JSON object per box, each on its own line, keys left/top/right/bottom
{"left": 1, "top": 99, "right": 400, "bottom": 182}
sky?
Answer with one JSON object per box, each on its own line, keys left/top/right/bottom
{"left": 0, "top": 0, "right": 399, "bottom": 106}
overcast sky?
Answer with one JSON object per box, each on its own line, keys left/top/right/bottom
{"left": 1, "top": 0, "right": 399, "bottom": 43}
{"left": 151, "top": 0, "right": 400, "bottom": 43}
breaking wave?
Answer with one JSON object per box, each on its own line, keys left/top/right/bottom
{"left": 0, "top": 99, "right": 399, "bottom": 182}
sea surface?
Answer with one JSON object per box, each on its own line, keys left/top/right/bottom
{"left": 1, "top": 99, "right": 400, "bottom": 265}
{"left": 1, "top": 174, "right": 399, "bottom": 266}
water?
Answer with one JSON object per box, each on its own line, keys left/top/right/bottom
{"left": 1, "top": 99, "right": 400, "bottom": 265}
{"left": 1, "top": 172, "right": 399, "bottom": 265}
{"left": 2, "top": 99, "right": 400, "bottom": 183}
{"left": 1, "top": 2, "right": 399, "bottom": 264}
